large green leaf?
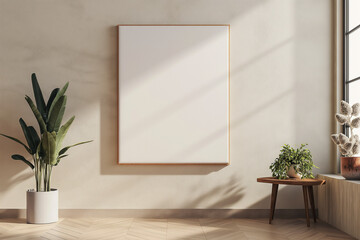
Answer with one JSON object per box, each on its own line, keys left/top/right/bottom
{"left": 59, "top": 140, "right": 93, "bottom": 155}
{"left": 58, "top": 154, "right": 68, "bottom": 159}
{"left": 11, "top": 154, "right": 34, "bottom": 169}
{"left": 54, "top": 154, "right": 68, "bottom": 166}
{"left": 0, "top": 133, "right": 31, "bottom": 153}
{"left": 47, "top": 95, "right": 67, "bottom": 132}
{"left": 48, "top": 82, "right": 68, "bottom": 120}
{"left": 31, "top": 73, "right": 47, "bottom": 121}
{"left": 42, "top": 131, "right": 57, "bottom": 165}
{"left": 27, "top": 126, "right": 40, "bottom": 149}
{"left": 25, "top": 96, "right": 46, "bottom": 133}
{"left": 46, "top": 88, "right": 59, "bottom": 118}
{"left": 56, "top": 116, "right": 75, "bottom": 147}
{"left": 35, "top": 140, "right": 42, "bottom": 162}
{"left": 19, "top": 118, "right": 36, "bottom": 154}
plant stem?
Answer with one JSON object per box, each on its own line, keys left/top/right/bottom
{"left": 48, "top": 165, "right": 52, "bottom": 191}
{"left": 40, "top": 162, "right": 44, "bottom": 191}
{"left": 37, "top": 161, "right": 39, "bottom": 191}
{"left": 41, "top": 163, "right": 53, "bottom": 192}
{"left": 44, "top": 164, "right": 48, "bottom": 192}
{"left": 33, "top": 155, "right": 38, "bottom": 192}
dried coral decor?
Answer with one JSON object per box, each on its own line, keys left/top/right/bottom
{"left": 331, "top": 100, "right": 360, "bottom": 179}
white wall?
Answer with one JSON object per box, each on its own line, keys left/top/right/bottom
{"left": 0, "top": 0, "right": 333, "bottom": 210}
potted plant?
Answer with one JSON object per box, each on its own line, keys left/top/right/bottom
{"left": 331, "top": 100, "right": 360, "bottom": 180}
{"left": 269, "top": 144, "right": 317, "bottom": 179}
{"left": 0, "top": 73, "right": 91, "bottom": 224}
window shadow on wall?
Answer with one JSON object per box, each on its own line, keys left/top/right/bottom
{"left": 100, "top": 19, "right": 290, "bottom": 175}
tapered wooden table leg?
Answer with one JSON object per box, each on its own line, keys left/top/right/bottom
{"left": 308, "top": 185, "right": 316, "bottom": 222}
{"left": 257, "top": 177, "right": 325, "bottom": 227}
{"left": 302, "top": 186, "right": 310, "bottom": 227}
{"left": 269, "top": 184, "right": 279, "bottom": 224}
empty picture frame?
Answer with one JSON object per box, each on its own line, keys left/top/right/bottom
{"left": 117, "top": 24, "right": 230, "bottom": 165}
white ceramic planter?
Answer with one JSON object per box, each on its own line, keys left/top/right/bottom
{"left": 26, "top": 189, "right": 58, "bottom": 224}
{"left": 287, "top": 165, "right": 301, "bottom": 178}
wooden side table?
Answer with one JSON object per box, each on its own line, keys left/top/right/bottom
{"left": 257, "top": 177, "right": 326, "bottom": 227}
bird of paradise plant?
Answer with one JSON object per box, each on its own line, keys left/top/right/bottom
{"left": 0, "top": 73, "right": 92, "bottom": 191}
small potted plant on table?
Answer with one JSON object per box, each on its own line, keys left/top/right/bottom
{"left": 0, "top": 73, "right": 91, "bottom": 223}
{"left": 331, "top": 100, "right": 360, "bottom": 180}
{"left": 270, "top": 144, "right": 317, "bottom": 179}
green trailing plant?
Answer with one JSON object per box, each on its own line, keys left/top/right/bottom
{"left": 269, "top": 144, "right": 317, "bottom": 179}
{"left": 0, "top": 73, "right": 92, "bottom": 191}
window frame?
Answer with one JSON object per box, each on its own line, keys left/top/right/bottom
{"left": 343, "top": 0, "right": 348, "bottom": 136}
{"left": 342, "top": 0, "right": 360, "bottom": 136}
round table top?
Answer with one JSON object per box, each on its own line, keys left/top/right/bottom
{"left": 257, "top": 177, "right": 325, "bottom": 186}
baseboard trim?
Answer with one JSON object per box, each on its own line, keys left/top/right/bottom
{"left": 0, "top": 209, "right": 311, "bottom": 219}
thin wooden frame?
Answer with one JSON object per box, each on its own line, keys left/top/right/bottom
{"left": 117, "top": 24, "right": 230, "bottom": 165}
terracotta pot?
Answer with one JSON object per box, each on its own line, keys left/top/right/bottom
{"left": 341, "top": 157, "right": 360, "bottom": 180}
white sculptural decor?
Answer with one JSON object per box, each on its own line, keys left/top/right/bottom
{"left": 117, "top": 24, "right": 230, "bottom": 164}
{"left": 331, "top": 100, "right": 360, "bottom": 156}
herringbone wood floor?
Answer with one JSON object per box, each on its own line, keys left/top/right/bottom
{"left": 0, "top": 218, "right": 355, "bottom": 240}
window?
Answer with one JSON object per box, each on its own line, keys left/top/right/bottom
{"left": 344, "top": 0, "right": 360, "bottom": 137}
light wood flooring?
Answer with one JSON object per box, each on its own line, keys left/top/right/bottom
{"left": 0, "top": 218, "right": 355, "bottom": 240}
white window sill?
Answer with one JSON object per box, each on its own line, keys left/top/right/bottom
{"left": 318, "top": 174, "right": 360, "bottom": 184}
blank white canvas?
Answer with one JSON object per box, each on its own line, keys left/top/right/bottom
{"left": 118, "top": 25, "right": 229, "bottom": 164}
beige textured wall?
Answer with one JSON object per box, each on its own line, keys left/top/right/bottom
{"left": 0, "top": 0, "right": 333, "bottom": 209}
